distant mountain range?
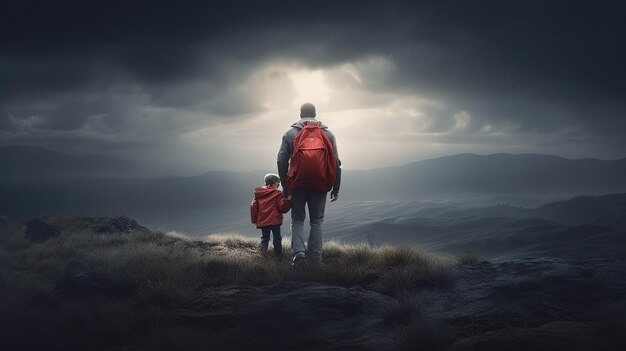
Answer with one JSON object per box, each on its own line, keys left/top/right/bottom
{"left": 2, "top": 145, "right": 626, "bottom": 218}
{"left": 342, "top": 153, "right": 626, "bottom": 200}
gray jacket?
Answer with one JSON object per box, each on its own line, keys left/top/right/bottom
{"left": 277, "top": 117, "right": 342, "bottom": 195}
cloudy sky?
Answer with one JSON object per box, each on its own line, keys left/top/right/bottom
{"left": 1, "top": 1, "right": 625, "bottom": 174}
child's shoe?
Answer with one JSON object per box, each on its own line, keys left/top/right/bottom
{"left": 274, "top": 245, "right": 283, "bottom": 258}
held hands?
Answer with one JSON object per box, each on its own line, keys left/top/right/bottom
{"left": 330, "top": 193, "right": 338, "bottom": 202}
{"left": 283, "top": 192, "right": 333, "bottom": 201}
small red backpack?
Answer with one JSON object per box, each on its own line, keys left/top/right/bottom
{"left": 286, "top": 121, "right": 337, "bottom": 193}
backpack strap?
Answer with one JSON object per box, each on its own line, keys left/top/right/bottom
{"left": 303, "top": 120, "right": 321, "bottom": 127}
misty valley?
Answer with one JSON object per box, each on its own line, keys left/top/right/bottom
{"left": 3, "top": 147, "right": 625, "bottom": 261}
{"left": 137, "top": 194, "right": 626, "bottom": 262}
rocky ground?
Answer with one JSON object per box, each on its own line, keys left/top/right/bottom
{"left": 166, "top": 258, "right": 626, "bottom": 350}
{"left": 169, "top": 282, "right": 399, "bottom": 350}
{"left": 424, "top": 257, "right": 626, "bottom": 350}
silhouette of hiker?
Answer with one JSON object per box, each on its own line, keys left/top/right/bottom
{"left": 277, "top": 103, "right": 341, "bottom": 265}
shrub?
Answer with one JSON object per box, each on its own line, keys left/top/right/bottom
{"left": 377, "top": 246, "right": 432, "bottom": 268}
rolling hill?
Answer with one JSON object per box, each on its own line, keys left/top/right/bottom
{"left": 2, "top": 146, "right": 626, "bottom": 220}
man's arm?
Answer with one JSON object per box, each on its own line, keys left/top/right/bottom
{"left": 277, "top": 133, "right": 291, "bottom": 196}
{"left": 329, "top": 133, "right": 341, "bottom": 200}
{"left": 331, "top": 162, "right": 341, "bottom": 195}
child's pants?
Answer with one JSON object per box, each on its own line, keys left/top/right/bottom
{"left": 260, "top": 224, "right": 282, "bottom": 255}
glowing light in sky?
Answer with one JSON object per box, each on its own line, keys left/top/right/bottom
{"left": 288, "top": 70, "right": 332, "bottom": 107}
{"left": 185, "top": 57, "right": 487, "bottom": 171}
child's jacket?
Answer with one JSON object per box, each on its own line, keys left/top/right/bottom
{"left": 250, "top": 186, "right": 292, "bottom": 228}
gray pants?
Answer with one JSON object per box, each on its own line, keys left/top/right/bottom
{"left": 290, "top": 189, "right": 327, "bottom": 261}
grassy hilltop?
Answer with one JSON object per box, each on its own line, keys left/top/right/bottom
{"left": 0, "top": 215, "right": 481, "bottom": 350}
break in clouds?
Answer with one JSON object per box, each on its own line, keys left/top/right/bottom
{"left": 1, "top": 1, "right": 625, "bottom": 174}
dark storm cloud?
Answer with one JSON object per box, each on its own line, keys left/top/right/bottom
{"left": 1, "top": 0, "right": 625, "bottom": 167}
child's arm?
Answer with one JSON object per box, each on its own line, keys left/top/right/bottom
{"left": 250, "top": 198, "right": 259, "bottom": 224}
{"left": 277, "top": 195, "right": 292, "bottom": 213}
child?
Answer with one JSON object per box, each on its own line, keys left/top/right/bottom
{"left": 250, "top": 173, "right": 292, "bottom": 258}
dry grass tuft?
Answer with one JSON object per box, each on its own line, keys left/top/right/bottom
{"left": 377, "top": 246, "right": 432, "bottom": 268}
{"left": 455, "top": 252, "right": 489, "bottom": 265}
{"left": 204, "top": 233, "right": 258, "bottom": 250}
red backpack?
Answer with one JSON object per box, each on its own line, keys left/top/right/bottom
{"left": 286, "top": 121, "right": 337, "bottom": 193}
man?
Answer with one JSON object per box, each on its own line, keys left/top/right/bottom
{"left": 277, "top": 102, "right": 341, "bottom": 265}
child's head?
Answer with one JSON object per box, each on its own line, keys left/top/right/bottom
{"left": 264, "top": 173, "right": 280, "bottom": 187}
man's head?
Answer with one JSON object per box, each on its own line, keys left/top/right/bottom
{"left": 300, "top": 102, "right": 316, "bottom": 118}
{"left": 264, "top": 173, "right": 281, "bottom": 187}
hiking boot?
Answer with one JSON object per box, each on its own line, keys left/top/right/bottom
{"left": 292, "top": 252, "right": 306, "bottom": 267}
